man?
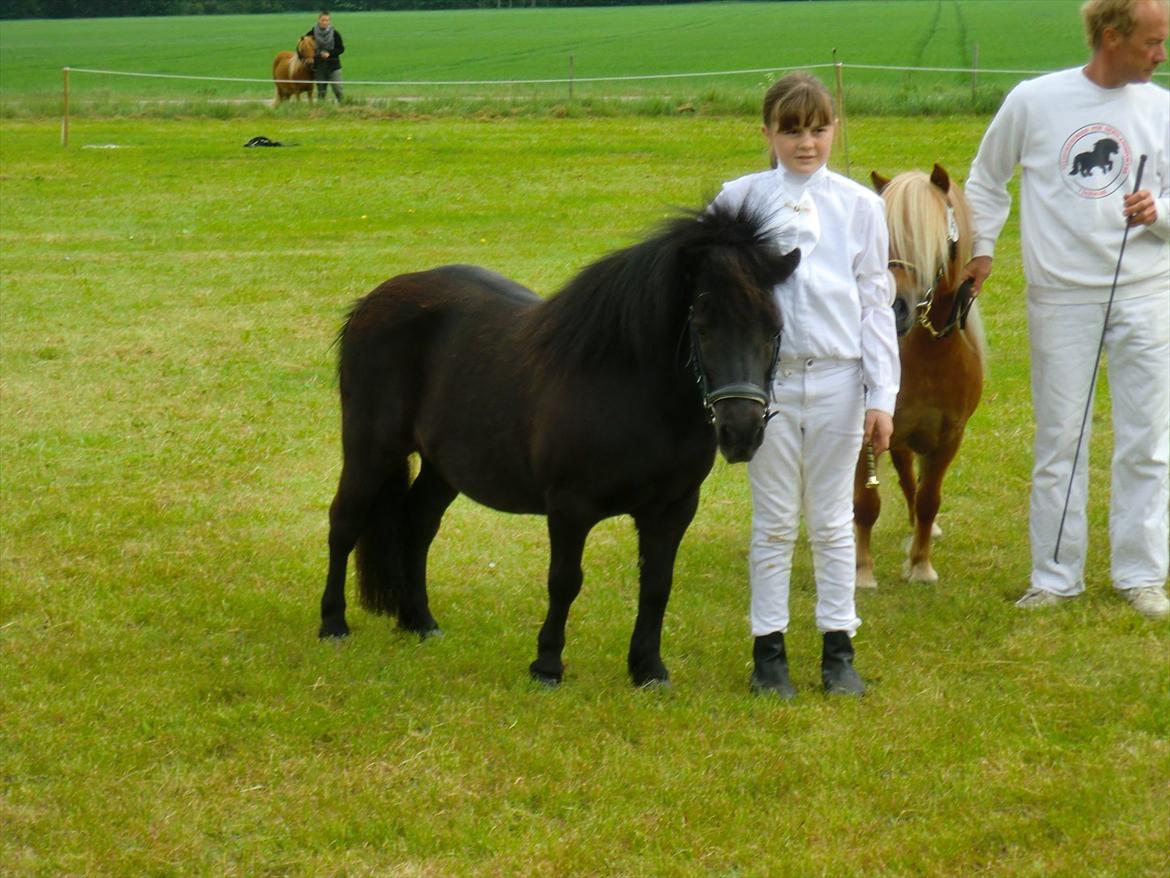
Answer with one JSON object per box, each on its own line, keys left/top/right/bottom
{"left": 961, "top": 0, "right": 1169, "bottom": 619}
{"left": 307, "top": 10, "right": 345, "bottom": 103}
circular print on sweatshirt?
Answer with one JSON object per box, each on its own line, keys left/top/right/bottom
{"left": 1060, "top": 124, "right": 1132, "bottom": 199}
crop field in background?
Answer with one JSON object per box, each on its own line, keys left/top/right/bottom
{"left": 3, "top": 107, "right": 1168, "bottom": 876}
{"left": 0, "top": 0, "right": 1119, "bottom": 116}
{"left": 2, "top": 2, "right": 1169, "bottom": 875}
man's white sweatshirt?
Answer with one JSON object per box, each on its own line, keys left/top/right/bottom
{"left": 967, "top": 67, "right": 1169, "bottom": 303}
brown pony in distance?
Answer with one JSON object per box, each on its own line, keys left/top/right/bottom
{"left": 273, "top": 35, "right": 316, "bottom": 104}
{"left": 854, "top": 164, "right": 985, "bottom": 587}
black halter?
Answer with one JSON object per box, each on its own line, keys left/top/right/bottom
{"left": 687, "top": 305, "right": 781, "bottom": 424}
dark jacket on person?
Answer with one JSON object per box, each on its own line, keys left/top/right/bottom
{"left": 304, "top": 29, "right": 344, "bottom": 71}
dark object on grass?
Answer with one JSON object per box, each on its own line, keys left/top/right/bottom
{"left": 318, "top": 201, "right": 800, "bottom": 688}
{"left": 244, "top": 136, "right": 282, "bottom": 147}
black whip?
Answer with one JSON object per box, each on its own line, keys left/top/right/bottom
{"left": 1053, "top": 153, "right": 1147, "bottom": 564}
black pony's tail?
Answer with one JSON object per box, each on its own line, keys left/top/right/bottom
{"left": 353, "top": 458, "right": 412, "bottom": 618}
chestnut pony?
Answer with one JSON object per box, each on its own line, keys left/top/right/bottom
{"left": 272, "top": 35, "right": 316, "bottom": 104}
{"left": 854, "top": 164, "right": 985, "bottom": 587}
{"left": 319, "top": 204, "right": 799, "bottom": 687}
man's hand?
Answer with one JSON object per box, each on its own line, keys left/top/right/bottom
{"left": 959, "top": 255, "right": 993, "bottom": 297}
{"left": 864, "top": 409, "right": 894, "bottom": 456}
{"left": 1124, "top": 189, "right": 1158, "bottom": 227}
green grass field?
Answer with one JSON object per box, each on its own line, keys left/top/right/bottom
{"left": 2, "top": 106, "right": 1168, "bottom": 876}
{"left": 3, "top": 2, "right": 1170, "bottom": 875}
{"left": 0, "top": 0, "right": 1111, "bottom": 115}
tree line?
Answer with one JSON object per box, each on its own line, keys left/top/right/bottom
{"left": 3, "top": 0, "right": 747, "bottom": 19}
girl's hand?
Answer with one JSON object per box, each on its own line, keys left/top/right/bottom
{"left": 864, "top": 409, "right": 894, "bottom": 456}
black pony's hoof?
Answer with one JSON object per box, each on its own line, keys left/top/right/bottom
{"left": 629, "top": 657, "right": 669, "bottom": 689}
{"left": 318, "top": 619, "right": 350, "bottom": 639}
{"left": 399, "top": 616, "right": 441, "bottom": 641}
{"left": 636, "top": 676, "right": 671, "bottom": 691}
{"left": 529, "top": 660, "right": 563, "bottom": 688}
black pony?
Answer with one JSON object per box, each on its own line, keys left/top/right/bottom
{"left": 319, "top": 202, "right": 799, "bottom": 687}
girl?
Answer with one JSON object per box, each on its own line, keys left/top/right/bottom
{"left": 710, "top": 72, "right": 899, "bottom": 698}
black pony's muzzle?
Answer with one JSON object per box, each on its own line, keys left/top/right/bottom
{"left": 686, "top": 305, "right": 780, "bottom": 463}
{"left": 712, "top": 396, "right": 768, "bottom": 463}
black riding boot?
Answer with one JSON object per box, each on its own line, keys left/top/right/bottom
{"left": 750, "top": 632, "right": 796, "bottom": 699}
{"left": 821, "top": 630, "right": 865, "bottom": 696}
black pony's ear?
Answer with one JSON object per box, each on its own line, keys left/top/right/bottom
{"left": 760, "top": 245, "right": 800, "bottom": 288}
{"left": 776, "top": 247, "right": 801, "bottom": 283}
{"left": 871, "top": 171, "right": 891, "bottom": 194}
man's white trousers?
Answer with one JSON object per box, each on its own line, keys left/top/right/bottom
{"left": 748, "top": 358, "right": 864, "bottom": 636}
{"left": 1027, "top": 289, "right": 1170, "bottom": 595}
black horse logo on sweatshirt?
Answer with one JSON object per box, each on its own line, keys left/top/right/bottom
{"left": 1061, "top": 125, "right": 1130, "bottom": 199}
{"left": 1069, "top": 138, "right": 1120, "bottom": 178}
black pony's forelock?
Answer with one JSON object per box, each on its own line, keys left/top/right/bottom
{"left": 525, "top": 200, "right": 785, "bottom": 372}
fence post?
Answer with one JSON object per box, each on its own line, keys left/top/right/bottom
{"left": 971, "top": 42, "right": 980, "bottom": 106}
{"left": 62, "top": 67, "right": 70, "bottom": 148}
{"left": 833, "top": 50, "right": 850, "bottom": 177}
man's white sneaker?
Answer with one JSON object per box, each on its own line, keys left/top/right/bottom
{"left": 1015, "top": 587, "right": 1074, "bottom": 609}
{"left": 1122, "top": 586, "right": 1170, "bottom": 620}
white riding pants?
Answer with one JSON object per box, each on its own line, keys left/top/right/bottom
{"left": 1027, "top": 290, "right": 1170, "bottom": 595}
{"left": 748, "top": 358, "right": 864, "bottom": 636}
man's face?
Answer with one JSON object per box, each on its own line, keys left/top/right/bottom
{"left": 1109, "top": 0, "right": 1168, "bottom": 83}
{"left": 318, "top": 14, "right": 331, "bottom": 30}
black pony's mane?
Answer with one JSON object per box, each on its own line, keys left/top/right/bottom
{"left": 526, "top": 200, "right": 784, "bottom": 372}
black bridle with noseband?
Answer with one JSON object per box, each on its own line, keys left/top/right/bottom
{"left": 687, "top": 304, "right": 782, "bottom": 425}
{"left": 888, "top": 207, "right": 974, "bottom": 340}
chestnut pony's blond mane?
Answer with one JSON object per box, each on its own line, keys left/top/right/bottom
{"left": 882, "top": 170, "right": 972, "bottom": 287}
{"left": 881, "top": 170, "right": 985, "bottom": 362}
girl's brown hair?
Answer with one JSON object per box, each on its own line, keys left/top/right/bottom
{"left": 762, "top": 72, "right": 835, "bottom": 131}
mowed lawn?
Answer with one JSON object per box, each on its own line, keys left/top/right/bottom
{"left": 2, "top": 112, "right": 1168, "bottom": 877}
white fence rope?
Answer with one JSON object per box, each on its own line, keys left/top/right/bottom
{"left": 64, "top": 62, "right": 839, "bottom": 87}
{"left": 66, "top": 60, "right": 1163, "bottom": 88}
{"left": 56, "top": 60, "right": 1168, "bottom": 148}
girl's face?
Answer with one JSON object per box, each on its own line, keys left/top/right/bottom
{"left": 762, "top": 121, "right": 834, "bottom": 175}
